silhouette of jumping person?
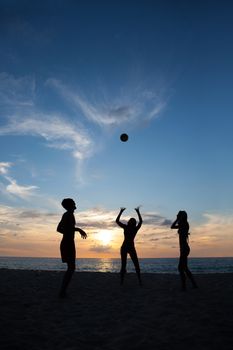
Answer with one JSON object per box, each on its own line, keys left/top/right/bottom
{"left": 57, "top": 198, "right": 87, "bottom": 298}
{"left": 116, "top": 207, "right": 142, "bottom": 286}
{"left": 171, "top": 210, "right": 197, "bottom": 291}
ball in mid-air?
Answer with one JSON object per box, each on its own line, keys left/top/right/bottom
{"left": 120, "top": 133, "right": 128, "bottom": 142}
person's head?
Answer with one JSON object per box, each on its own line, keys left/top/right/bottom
{"left": 127, "top": 218, "right": 136, "bottom": 227}
{"left": 61, "top": 198, "right": 76, "bottom": 211}
{"left": 177, "top": 210, "right": 188, "bottom": 222}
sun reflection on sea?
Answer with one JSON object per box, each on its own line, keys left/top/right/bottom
{"left": 77, "top": 258, "right": 121, "bottom": 273}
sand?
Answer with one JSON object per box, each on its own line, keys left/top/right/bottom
{"left": 0, "top": 270, "right": 233, "bottom": 350}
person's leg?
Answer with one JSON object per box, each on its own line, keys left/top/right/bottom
{"left": 120, "top": 247, "right": 127, "bottom": 285}
{"left": 129, "top": 247, "right": 142, "bottom": 286}
{"left": 185, "top": 266, "right": 197, "bottom": 288}
{"left": 59, "top": 240, "right": 76, "bottom": 297}
{"left": 183, "top": 249, "right": 198, "bottom": 289}
{"left": 59, "top": 261, "right": 75, "bottom": 298}
{"left": 178, "top": 256, "right": 186, "bottom": 291}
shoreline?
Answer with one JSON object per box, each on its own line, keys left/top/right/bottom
{"left": 1, "top": 270, "right": 233, "bottom": 349}
{"left": 1, "top": 267, "right": 233, "bottom": 274}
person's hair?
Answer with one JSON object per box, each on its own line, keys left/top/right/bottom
{"left": 61, "top": 198, "right": 75, "bottom": 210}
{"left": 128, "top": 218, "right": 136, "bottom": 226}
{"left": 177, "top": 210, "right": 188, "bottom": 221}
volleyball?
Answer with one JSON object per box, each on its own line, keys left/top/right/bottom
{"left": 120, "top": 133, "right": 128, "bottom": 142}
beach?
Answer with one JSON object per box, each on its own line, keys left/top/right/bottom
{"left": 1, "top": 270, "right": 233, "bottom": 350}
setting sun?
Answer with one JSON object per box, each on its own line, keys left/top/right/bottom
{"left": 97, "top": 230, "right": 112, "bottom": 245}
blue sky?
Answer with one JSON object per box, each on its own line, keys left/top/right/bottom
{"left": 0, "top": 0, "right": 233, "bottom": 258}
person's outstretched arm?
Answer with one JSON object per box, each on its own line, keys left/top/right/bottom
{"left": 116, "top": 208, "right": 126, "bottom": 228}
{"left": 135, "top": 207, "right": 143, "bottom": 229}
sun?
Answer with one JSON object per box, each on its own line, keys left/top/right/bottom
{"left": 98, "top": 230, "right": 112, "bottom": 245}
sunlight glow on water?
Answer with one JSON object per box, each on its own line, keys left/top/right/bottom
{"left": 1, "top": 257, "right": 233, "bottom": 273}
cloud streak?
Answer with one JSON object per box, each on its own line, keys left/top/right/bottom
{"left": 0, "top": 72, "right": 167, "bottom": 190}
{"left": 1, "top": 203, "right": 233, "bottom": 257}
{"left": 0, "top": 162, "right": 12, "bottom": 174}
{"left": 5, "top": 176, "right": 38, "bottom": 199}
{"left": 89, "top": 244, "right": 113, "bottom": 253}
{"left": 0, "top": 114, "right": 94, "bottom": 161}
{"left": 0, "top": 73, "right": 166, "bottom": 185}
{"left": 0, "top": 73, "right": 95, "bottom": 164}
{"left": 0, "top": 72, "right": 35, "bottom": 108}
{"left": 0, "top": 162, "right": 39, "bottom": 200}
{"left": 46, "top": 78, "right": 166, "bottom": 129}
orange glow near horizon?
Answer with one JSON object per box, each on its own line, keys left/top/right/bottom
{"left": 0, "top": 206, "right": 233, "bottom": 258}
{"left": 1, "top": 236, "right": 233, "bottom": 259}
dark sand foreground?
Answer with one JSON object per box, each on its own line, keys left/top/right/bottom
{"left": 0, "top": 270, "right": 233, "bottom": 350}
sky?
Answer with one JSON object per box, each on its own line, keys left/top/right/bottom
{"left": 0, "top": 0, "right": 233, "bottom": 258}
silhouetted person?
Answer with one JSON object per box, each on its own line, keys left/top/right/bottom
{"left": 57, "top": 198, "right": 87, "bottom": 298}
{"left": 171, "top": 210, "right": 197, "bottom": 291}
{"left": 116, "top": 207, "right": 142, "bottom": 286}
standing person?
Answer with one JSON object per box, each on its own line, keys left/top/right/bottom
{"left": 116, "top": 207, "right": 142, "bottom": 286}
{"left": 171, "top": 210, "right": 197, "bottom": 291}
{"left": 57, "top": 198, "right": 87, "bottom": 298}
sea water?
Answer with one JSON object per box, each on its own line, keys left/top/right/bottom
{"left": 0, "top": 256, "right": 233, "bottom": 273}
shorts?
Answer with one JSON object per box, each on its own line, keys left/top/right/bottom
{"left": 60, "top": 239, "right": 76, "bottom": 264}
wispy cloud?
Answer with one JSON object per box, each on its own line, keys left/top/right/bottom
{"left": 142, "top": 212, "right": 172, "bottom": 226}
{"left": 0, "top": 72, "right": 35, "bottom": 108}
{"left": 0, "top": 73, "right": 95, "bottom": 163}
{"left": 0, "top": 114, "right": 94, "bottom": 161}
{"left": 0, "top": 162, "right": 38, "bottom": 200}
{"left": 0, "top": 73, "right": 167, "bottom": 186}
{"left": 89, "top": 244, "right": 113, "bottom": 253}
{"left": 0, "top": 204, "right": 60, "bottom": 257}
{"left": 0, "top": 205, "right": 55, "bottom": 227}
{"left": 5, "top": 176, "right": 38, "bottom": 199}
{"left": 1, "top": 203, "right": 233, "bottom": 257}
{"left": 0, "top": 162, "right": 12, "bottom": 174}
{"left": 192, "top": 212, "right": 233, "bottom": 241}
{"left": 77, "top": 207, "right": 116, "bottom": 229}
{"left": 46, "top": 78, "right": 166, "bottom": 128}
{"left": 1, "top": 73, "right": 166, "bottom": 159}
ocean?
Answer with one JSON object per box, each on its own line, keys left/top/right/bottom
{"left": 0, "top": 256, "right": 233, "bottom": 273}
